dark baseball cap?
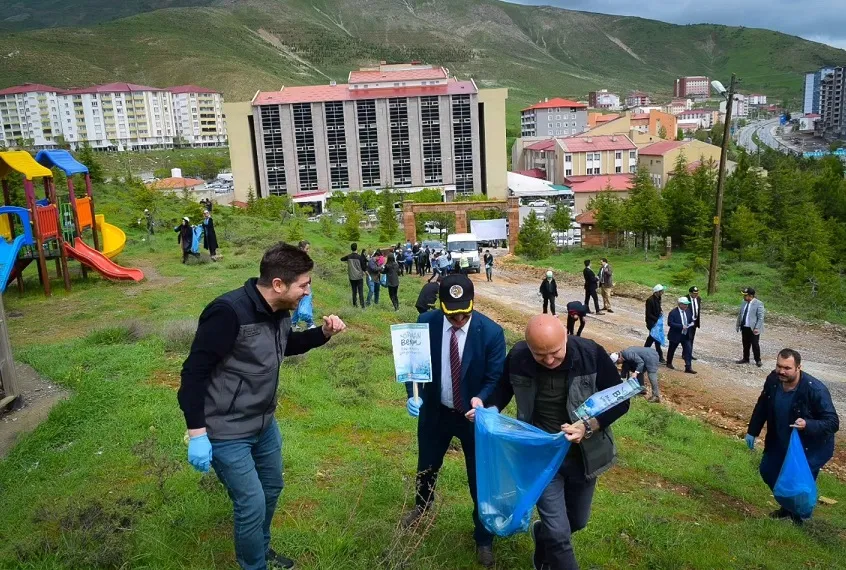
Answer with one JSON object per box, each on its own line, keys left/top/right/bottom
{"left": 741, "top": 287, "right": 756, "bottom": 296}
{"left": 689, "top": 286, "right": 699, "bottom": 293}
{"left": 440, "top": 274, "right": 475, "bottom": 314}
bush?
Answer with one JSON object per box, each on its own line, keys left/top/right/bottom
{"left": 161, "top": 320, "right": 197, "bottom": 354}
{"left": 320, "top": 216, "right": 333, "bottom": 237}
{"left": 286, "top": 217, "right": 305, "bottom": 242}
{"left": 670, "top": 267, "right": 695, "bottom": 287}
{"left": 87, "top": 325, "right": 138, "bottom": 345}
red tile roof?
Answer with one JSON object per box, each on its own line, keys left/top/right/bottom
{"left": 523, "top": 97, "right": 587, "bottom": 111}
{"left": 638, "top": 141, "right": 686, "bottom": 156}
{"left": 575, "top": 210, "right": 597, "bottom": 224}
{"left": 253, "top": 80, "right": 476, "bottom": 106}
{"left": 526, "top": 139, "right": 557, "bottom": 152}
{"left": 64, "top": 82, "right": 163, "bottom": 95}
{"left": 149, "top": 177, "right": 205, "bottom": 190}
{"left": 515, "top": 168, "right": 547, "bottom": 179}
{"left": 805, "top": 113, "right": 821, "bottom": 118}
{"left": 169, "top": 85, "right": 220, "bottom": 94}
{"left": 566, "top": 174, "right": 633, "bottom": 193}
{"left": 559, "top": 135, "right": 636, "bottom": 152}
{"left": 0, "top": 83, "right": 62, "bottom": 95}
{"left": 349, "top": 67, "right": 447, "bottom": 84}
{"left": 631, "top": 113, "right": 650, "bottom": 121}
{"left": 594, "top": 114, "right": 619, "bottom": 123}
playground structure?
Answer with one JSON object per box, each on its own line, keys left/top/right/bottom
{"left": 0, "top": 150, "right": 142, "bottom": 296}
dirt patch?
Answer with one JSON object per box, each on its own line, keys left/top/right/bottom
{"left": 124, "top": 264, "right": 184, "bottom": 297}
{"left": 0, "top": 362, "right": 69, "bottom": 458}
{"left": 147, "top": 368, "right": 180, "bottom": 390}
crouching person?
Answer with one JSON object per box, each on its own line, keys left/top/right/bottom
{"left": 493, "top": 314, "right": 630, "bottom": 570}
{"left": 178, "top": 242, "right": 347, "bottom": 569}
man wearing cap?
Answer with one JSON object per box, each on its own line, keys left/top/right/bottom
{"left": 613, "top": 347, "right": 662, "bottom": 402}
{"left": 493, "top": 314, "right": 630, "bottom": 570}
{"left": 540, "top": 271, "right": 559, "bottom": 316}
{"left": 667, "top": 297, "right": 696, "bottom": 374}
{"left": 644, "top": 284, "right": 665, "bottom": 363}
{"left": 737, "top": 287, "right": 765, "bottom": 367}
{"left": 686, "top": 286, "right": 702, "bottom": 360}
{"left": 402, "top": 274, "right": 506, "bottom": 567}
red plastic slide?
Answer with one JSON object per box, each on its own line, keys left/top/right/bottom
{"left": 64, "top": 237, "right": 144, "bottom": 282}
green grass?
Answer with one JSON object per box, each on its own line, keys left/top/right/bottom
{"left": 0, "top": 183, "right": 844, "bottom": 568}
{"left": 97, "top": 148, "right": 230, "bottom": 180}
{"left": 518, "top": 247, "right": 846, "bottom": 325}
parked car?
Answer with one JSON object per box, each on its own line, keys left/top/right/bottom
{"left": 421, "top": 240, "right": 445, "bottom": 255}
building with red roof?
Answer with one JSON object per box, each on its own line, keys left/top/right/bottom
{"left": 637, "top": 139, "right": 728, "bottom": 188}
{"left": 566, "top": 173, "right": 633, "bottom": 213}
{"left": 625, "top": 91, "right": 651, "bottom": 108}
{"left": 674, "top": 76, "right": 710, "bottom": 99}
{"left": 521, "top": 97, "right": 588, "bottom": 138}
{"left": 227, "top": 62, "right": 508, "bottom": 203}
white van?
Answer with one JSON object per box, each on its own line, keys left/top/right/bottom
{"left": 447, "top": 233, "right": 481, "bottom": 273}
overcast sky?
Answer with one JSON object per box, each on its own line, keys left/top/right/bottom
{"left": 507, "top": 0, "right": 846, "bottom": 51}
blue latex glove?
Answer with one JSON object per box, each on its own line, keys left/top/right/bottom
{"left": 407, "top": 397, "right": 422, "bottom": 418}
{"left": 744, "top": 434, "right": 755, "bottom": 450}
{"left": 188, "top": 433, "right": 213, "bottom": 472}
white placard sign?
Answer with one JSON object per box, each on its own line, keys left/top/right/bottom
{"left": 390, "top": 323, "right": 433, "bottom": 383}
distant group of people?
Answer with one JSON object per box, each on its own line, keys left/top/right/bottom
{"left": 175, "top": 209, "right": 218, "bottom": 263}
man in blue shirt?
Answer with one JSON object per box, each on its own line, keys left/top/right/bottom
{"left": 745, "top": 348, "right": 839, "bottom": 522}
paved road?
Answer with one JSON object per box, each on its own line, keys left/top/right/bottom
{"left": 736, "top": 118, "right": 782, "bottom": 153}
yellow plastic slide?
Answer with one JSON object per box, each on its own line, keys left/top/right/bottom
{"left": 95, "top": 214, "right": 127, "bottom": 259}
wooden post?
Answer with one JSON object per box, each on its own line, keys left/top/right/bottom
{"left": 0, "top": 294, "right": 21, "bottom": 411}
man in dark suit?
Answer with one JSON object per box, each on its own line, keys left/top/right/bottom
{"left": 582, "top": 259, "right": 602, "bottom": 314}
{"left": 402, "top": 274, "right": 506, "bottom": 567}
{"left": 644, "top": 284, "right": 665, "bottom": 363}
{"left": 686, "top": 286, "right": 702, "bottom": 360}
{"left": 667, "top": 297, "right": 696, "bottom": 374}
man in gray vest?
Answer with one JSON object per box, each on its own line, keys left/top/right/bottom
{"left": 178, "top": 242, "right": 347, "bottom": 570}
{"left": 340, "top": 242, "right": 366, "bottom": 308}
{"left": 493, "top": 314, "right": 630, "bottom": 570}
{"left": 612, "top": 346, "right": 661, "bottom": 403}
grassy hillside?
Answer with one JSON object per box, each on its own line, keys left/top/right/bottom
{"left": 0, "top": 0, "right": 844, "bottom": 113}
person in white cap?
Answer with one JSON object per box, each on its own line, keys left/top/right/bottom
{"left": 175, "top": 216, "right": 195, "bottom": 264}
{"left": 612, "top": 347, "right": 662, "bottom": 402}
{"left": 667, "top": 297, "right": 696, "bottom": 374}
{"left": 644, "top": 284, "right": 665, "bottom": 363}
{"left": 539, "top": 270, "right": 559, "bottom": 316}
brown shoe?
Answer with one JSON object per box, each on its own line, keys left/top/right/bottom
{"left": 477, "top": 545, "right": 495, "bottom": 568}
{"left": 648, "top": 395, "right": 661, "bottom": 403}
{"left": 401, "top": 506, "right": 424, "bottom": 529}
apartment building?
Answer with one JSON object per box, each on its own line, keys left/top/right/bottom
{"left": 0, "top": 84, "right": 64, "bottom": 149}
{"left": 171, "top": 86, "right": 227, "bottom": 147}
{"left": 588, "top": 90, "right": 621, "bottom": 110}
{"left": 747, "top": 94, "right": 768, "bottom": 106}
{"left": 673, "top": 76, "right": 710, "bottom": 99}
{"left": 521, "top": 97, "right": 587, "bottom": 137}
{"left": 0, "top": 82, "right": 226, "bottom": 150}
{"left": 666, "top": 98, "right": 692, "bottom": 115}
{"left": 804, "top": 68, "right": 835, "bottom": 115}
{"left": 676, "top": 109, "right": 719, "bottom": 129}
{"left": 818, "top": 66, "right": 846, "bottom": 139}
{"left": 625, "top": 92, "right": 651, "bottom": 108}
{"left": 637, "top": 139, "right": 725, "bottom": 188}
{"left": 226, "top": 63, "right": 509, "bottom": 201}
{"left": 720, "top": 93, "right": 748, "bottom": 119}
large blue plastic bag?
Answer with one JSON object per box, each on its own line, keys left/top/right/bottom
{"left": 650, "top": 314, "right": 667, "bottom": 346}
{"left": 773, "top": 428, "right": 817, "bottom": 518}
{"left": 475, "top": 407, "right": 571, "bottom": 536}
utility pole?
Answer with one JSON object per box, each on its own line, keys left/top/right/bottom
{"left": 707, "top": 73, "right": 738, "bottom": 295}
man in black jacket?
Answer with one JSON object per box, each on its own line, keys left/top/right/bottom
{"left": 540, "top": 271, "right": 559, "bottom": 316}
{"left": 178, "top": 242, "right": 346, "bottom": 570}
{"left": 493, "top": 315, "right": 629, "bottom": 570}
{"left": 415, "top": 275, "right": 441, "bottom": 314}
{"left": 644, "top": 284, "right": 665, "bottom": 363}
{"left": 745, "top": 348, "right": 839, "bottom": 522}
{"left": 686, "top": 286, "right": 702, "bottom": 360}
{"left": 582, "top": 259, "right": 602, "bottom": 314}
{"left": 340, "top": 243, "right": 367, "bottom": 308}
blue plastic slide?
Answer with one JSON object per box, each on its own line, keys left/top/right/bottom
{"left": 0, "top": 207, "right": 34, "bottom": 293}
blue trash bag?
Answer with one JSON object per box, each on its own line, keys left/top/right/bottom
{"left": 475, "top": 407, "right": 571, "bottom": 536}
{"left": 650, "top": 314, "right": 667, "bottom": 347}
{"left": 773, "top": 428, "right": 817, "bottom": 518}
{"left": 191, "top": 226, "right": 203, "bottom": 254}
{"left": 293, "top": 293, "right": 313, "bottom": 326}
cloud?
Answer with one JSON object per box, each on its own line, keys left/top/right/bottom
{"left": 506, "top": 0, "right": 846, "bottom": 51}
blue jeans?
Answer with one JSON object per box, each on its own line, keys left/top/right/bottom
{"left": 534, "top": 451, "right": 596, "bottom": 569}
{"left": 366, "top": 279, "right": 380, "bottom": 305}
{"left": 211, "top": 418, "right": 284, "bottom": 570}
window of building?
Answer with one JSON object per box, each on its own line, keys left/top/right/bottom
{"left": 629, "top": 150, "right": 637, "bottom": 160}
{"left": 630, "top": 164, "right": 637, "bottom": 173}
{"left": 615, "top": 151, "right": 622, "bottom": 159}
{"left": 325, "top": 101, "right": 350, "bottom": 189}
{"left": 356, "top": 99, "right": 380, "bottom": 188}
{"left": 565, "top": 154, "right": 572, "bottom": 163}
{"left": 615, "top": 166, "right": 622, "bottom": 173}
{"left": 565, "top": 168, "right": 572, "bottom": 176}
{"left": 452, "top": 94, "right": 474, "bottom": 195}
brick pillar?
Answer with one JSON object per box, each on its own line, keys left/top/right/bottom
{"left": 403, "top": 201, "right": 417, "bottom": 243}
{"left": 507, "top": 196, "right": 520, "bottom": 252}
{"left": 455, "top": 209, "right": 468, "bottom": 233}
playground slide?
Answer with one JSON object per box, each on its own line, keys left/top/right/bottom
{"left": 64, "top": 238, "right": 144, "bottom": 282}
{"left": 0, "top": 235, "right": 29, "bottom": 293}
{"left": 95, "top": 214, "right": 127, "bottom": 260}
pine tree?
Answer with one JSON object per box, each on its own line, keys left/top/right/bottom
{"left": 658, "top": 125, "right": 668, "bottom": 140}
{"left": 516, "top": 210, "right": 553, "bottom": 259}
{"left": 587, "top": 189, "right": 626, "bottom": 247}
{"left": 626, "top": 167, "right": 667, "bottom": 252}
{"left": 548, "top": 203, "right": 572, "bottom": 245}
{"left": 378, "top": 191, "right": 399, "bottom": 241}
{"left": 725, "top": 205, "right": 766, "bottom": 260}
{"left": 339, "top": 199, "right": 362, "bottom": 242}
{"left": 75, "top": 143, "right": 104, "bottom": 182}
{"left": 246, "top": 186, "right": 257, "bottom": 210}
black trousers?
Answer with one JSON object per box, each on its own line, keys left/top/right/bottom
{"left": 350, "top": 279, "right": 364, "bottom": 307}
{"left": 644, "top": 330, "right": 664, "bottom": 361}
{"left": 388, "top": 285, "right": 399, "bottom": 310}
{"left": 688, "top": 326, "right": 697, "bottom": 354}
{"left": 566, "top": 315, "right": 585, "bottom": 336}
{"left": 584, "top": 289, "right": 600, "bottom": 313}
{"left": 416, "top": 406, "right": 493, "bottom": 547}
{"left": 741, "top": 326, "right": 761, "bottom": 362}
{"left": 543, "top": 297, "right": 556, "bottom": 315}
{"left": 667, "top": 338, "right": 692, "bottom": 369}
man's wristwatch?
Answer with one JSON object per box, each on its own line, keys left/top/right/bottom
{"left": 583, "top": 420, "right": 594, "bottom": 439}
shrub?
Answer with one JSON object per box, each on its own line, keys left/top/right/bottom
{"left": 87, "top": 325, "right": 135, "bottom": 345}
{"left": 670, "top": 267, "right": 695, "bottom": 287}
{"left": 161, "top": 320, "right": 197, "bottom": 354}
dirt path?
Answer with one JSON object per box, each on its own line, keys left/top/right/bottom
{"left": 432, "top": 264, "right": 846, "bottom": 479}
{"left": 0, "top": 363, "right": 69, "bottom": 458}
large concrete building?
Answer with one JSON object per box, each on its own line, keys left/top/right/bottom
{"left": 0, "top": 82, "right": 227, "bottom": 150}
{"left": 588, "top": 90, "right": 621, "bottom": 110}
{"left": 818, "top": 66, "right": 846, "bottom": 139}
{"left": 673, "top": 76, "right": 710, "bottom": 99}
{"left": 520, "top": 97, "right": 587, "bottom": 137}
{"left": 227, "top": 63, "right": 509, "bottom": 202}
{"left": 804, "top": 67, "right": 835, "bottom": 115}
